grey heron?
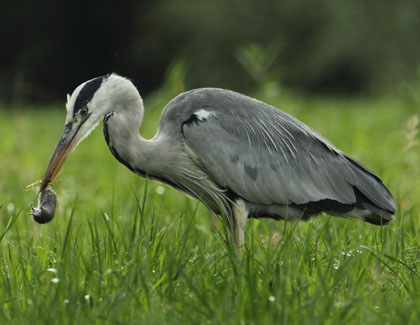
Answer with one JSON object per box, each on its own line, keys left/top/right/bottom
{"left": 39, "top": 74, "right": 396, "bottom": 246}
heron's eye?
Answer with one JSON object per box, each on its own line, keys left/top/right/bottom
{"left": 80, "top": 108, "right": 88, "bottom": 116}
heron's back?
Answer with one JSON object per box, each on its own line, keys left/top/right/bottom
{"left": 158, "top": 88, "right": 396, "bottom": 224}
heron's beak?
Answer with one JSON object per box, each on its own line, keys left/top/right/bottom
{"left": 40, "top": 116, "right": 88, "bottom": 192}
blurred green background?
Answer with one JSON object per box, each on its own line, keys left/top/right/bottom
{"left": 2, "top": 0, "right": 420, "bottom": 105}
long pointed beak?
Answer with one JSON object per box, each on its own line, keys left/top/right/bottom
{"left": 40, "top": 121, "right": 83, "bottom": 192}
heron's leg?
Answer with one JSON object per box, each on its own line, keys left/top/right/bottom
{"left": 232, "top": 199, "right": 249, "bottom": 247}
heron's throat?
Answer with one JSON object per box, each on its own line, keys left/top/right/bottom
{"left": 103, "top": 111, "right": 153, "bottom": 176}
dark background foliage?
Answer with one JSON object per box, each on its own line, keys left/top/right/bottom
{"left": 2, "top": 0, "right": 420, "bottom": 104}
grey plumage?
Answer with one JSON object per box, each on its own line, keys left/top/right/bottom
{"left": 43, "top": 74, "right": 397, "bottom": 246}
{"left": 163, "top": 88, "right": 395, "bottom": 222}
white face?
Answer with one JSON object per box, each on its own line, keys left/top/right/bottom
{"left": 64, "top": 77, "right": 106, "bottom": 149}
{"left": 39, "top": 74, "right": 131, "bottom": 191}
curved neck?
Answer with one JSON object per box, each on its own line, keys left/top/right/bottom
{"left": 102, "top": 108, "right": 195, "bottom": 198}
{"left": 103, "top": 110, "right": 152, "bottom": 174}
{"left": 103, "top": 106, "right": 232, "bottom": 216}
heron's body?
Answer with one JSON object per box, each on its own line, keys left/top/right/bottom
{"left": 41, "top": 74, "right": 397, "bottom": 246}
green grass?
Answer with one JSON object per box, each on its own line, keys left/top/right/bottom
{"left": 0, "top": 91, "right": 419, "bottom": 324}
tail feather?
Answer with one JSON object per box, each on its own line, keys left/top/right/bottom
{"left": 292, "top": 153, "right": 396, "bottom": 226}
{"left": 306, "top": 154, "right": 397, "bottom": 225}
{"left": 351, "top": 186, "right": 395, "bottom": 225}
{"left": 342, "top": 154, "right": 396, "bottom": 225}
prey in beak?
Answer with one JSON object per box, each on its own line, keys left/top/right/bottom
{"left": 40, "top": 110, "right": 90, "bottom": 192}
{"left": 29, "top": 75, "right": 105, "bottom": 224}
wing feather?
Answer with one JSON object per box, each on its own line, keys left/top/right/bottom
{"left": 179, "top": 90, "right": 395, "bottom": 214}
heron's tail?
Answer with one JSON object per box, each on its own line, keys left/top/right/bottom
{"left": 344, "top": 154, "right": 396, "bottom": 225}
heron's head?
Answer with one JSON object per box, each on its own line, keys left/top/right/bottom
{"left": 40, "top": 73, "right": 142, "bottom": 191}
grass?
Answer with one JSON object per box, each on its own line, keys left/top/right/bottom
{"left": 0, "top": 89, "right": 419, "bottom": 324}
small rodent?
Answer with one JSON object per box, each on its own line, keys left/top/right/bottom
{"left": 30, "top": 188, "right": 57, "bottom": 224}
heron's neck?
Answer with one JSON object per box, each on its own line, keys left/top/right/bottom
{"left": 103, "top": 109, "right": 160, "bottom": 176}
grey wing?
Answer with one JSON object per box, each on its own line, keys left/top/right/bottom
{"left": 181, "top": 96, "right": 396, "bottom": 214}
